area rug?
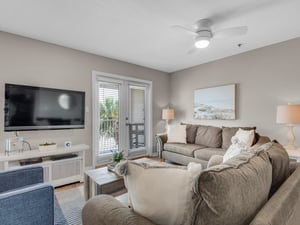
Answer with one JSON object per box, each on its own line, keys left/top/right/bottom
{"left": 55, "top": 197, "right": 68, "bottom": 225}
{"left": 55, "top": 186, "right": 85, "bottom": 225}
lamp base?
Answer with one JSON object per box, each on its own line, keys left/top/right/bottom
{"left": 286, "top": 125, "right": 296, "bottom": 151}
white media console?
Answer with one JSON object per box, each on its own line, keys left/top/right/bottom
{"left": 0, "top": 144, "right": 89, "bottom": 187}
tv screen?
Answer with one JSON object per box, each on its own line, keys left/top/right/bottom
{"left": 4, "top": 83, "right": 85, "bottom": 131}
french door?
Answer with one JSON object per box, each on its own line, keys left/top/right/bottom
{"left": 92, "top": 72, "right": 152, "bottom": 166}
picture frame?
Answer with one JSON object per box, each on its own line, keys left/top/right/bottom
{"left": 194, "top": 84, "right": 236, "bottom": 120}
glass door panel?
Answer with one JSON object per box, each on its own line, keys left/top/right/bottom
{"left": 93, "top": 73, "right": 151, "bottom": 166}
{"left": 98, "top": 82, "right": 120, "bottom": 155}
{"left": 127, "top": 85, "right": 146, "bottom": 150}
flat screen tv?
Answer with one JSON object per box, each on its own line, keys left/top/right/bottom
{"left": 4, "top": 83, "right": 85, "bottom": 131}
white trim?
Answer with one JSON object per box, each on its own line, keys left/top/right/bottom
{"left": 92, "top": 71, "right": 153, "bottom": 166}
{"left": 92, "top": 73, "right": 98, "bottom": 168}
{"left": 92, "top": 71, "right": 152, "bottom": 85}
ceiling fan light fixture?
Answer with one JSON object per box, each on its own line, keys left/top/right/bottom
{"left": 194, "top": 37, "right": 210, "bottom": 48}
{"left": 194, "top": 30, "right": 212, "bottom": 49}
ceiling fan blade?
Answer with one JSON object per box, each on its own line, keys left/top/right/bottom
{"left": 171, "top": 25, "right": 198, "bottom": 36}
{"left": 213, "top": 26, "right": 248, "bottom": 38}
{"left": 187, "top": 47, "right": 197, "bottom": 55}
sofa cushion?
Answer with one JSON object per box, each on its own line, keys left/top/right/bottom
{"left": 193, "top": 151, "right": 272, "bottom": 225}
{"left": 164, "top": 143, "right": 206, "bottom": 157}
{"left": 195, "top": 125, "right": 222, "bottom": 148}
{"left": 253, "top": 141, "right": 290, "bottom": 195}
{"left": 194, "top": 148, "right": 225, "bottom": 161}
{"left": 222, "top": 126, "right": 256, "bottom": 149}
{"left": 181, "top": 123, "right": 199, "bottom": 144}
{"left": 167, "top": 124, "right": 187, "bottom": 144}
{"left": 120, "top": 160, "right": 202, "bottom": 225}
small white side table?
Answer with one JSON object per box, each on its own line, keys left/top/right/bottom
{"left": 287, "top": 149, "right": 300, "bottom": 162}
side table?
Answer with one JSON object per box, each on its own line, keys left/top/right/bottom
{"left": 84, "top": 167, "right": 125, "bottom": 200}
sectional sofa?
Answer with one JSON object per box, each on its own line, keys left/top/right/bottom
{"left": 82, "top": 141, "right": 300, "bottom": 225}
{"left": 156, "top": 124, "right": 270, "bottom": 167}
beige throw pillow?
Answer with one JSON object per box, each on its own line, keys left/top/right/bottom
{"left": 167, "top": 124, "right": 187, "bottom": 144}
{"left": 123, "top": 161, "right": 202, "bottom": 225}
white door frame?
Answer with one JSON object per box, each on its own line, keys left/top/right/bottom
{"left": 92, "top": 71, "right": 153, "bottom": 167}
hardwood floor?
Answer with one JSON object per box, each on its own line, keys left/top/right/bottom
{"left": 55, "top": 182, "right": 83, "bottom": 192}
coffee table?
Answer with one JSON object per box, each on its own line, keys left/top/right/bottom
{"left": 84, "top": 158, "right": 161, "bottom": 200}
{"left": 84, "top": 167, "right": 125, "bottom": 200}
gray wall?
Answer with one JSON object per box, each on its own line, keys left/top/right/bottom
{"left": 170, "top": 37, "right": 300, "bottom": 147}
{"left": 0, "top": 32, "right": 170, "bottom": 166}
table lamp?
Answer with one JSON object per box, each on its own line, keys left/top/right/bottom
{"left": 162, "top": 108, "right": 174, "bottom": 132}
{"left": 276, "top": 104, "right": 300, "bottom": 150}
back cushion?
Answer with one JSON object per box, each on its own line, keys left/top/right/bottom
{"left": 194, "top": 151, "right": 272, "bottom": 225}
{"left": 181, "top": 123, "right": 199, "bottom": 144}
{"left": 253, "top": 141, "right": 290, "bottom": 195}
{"left": 195, "top": 125, "right": 222, "bottom": 148}
{"left": 222, "top": 126, "right": 256, "bottom": 149}
{"left": 123, "top": 160, "right": 202, "bottom": 225}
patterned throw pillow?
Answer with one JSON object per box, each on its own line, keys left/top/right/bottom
{"left": 223, "top": 129, "right": 255, "bottom": 162}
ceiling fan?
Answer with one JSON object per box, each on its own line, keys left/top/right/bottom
{"left": 173, "top": 19, "right": 248, "bottom": 50}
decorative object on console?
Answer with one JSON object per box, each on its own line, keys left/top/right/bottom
{"left": 276, "top": 104, "right": 300, "bottom": 150}
{"left": 194, "top": 84, "right": 236, "bottom": 120}
{"left": 38, "top": 142, "right": 57, "bottom": 150}
{"left": 65, "top": 141, "right": 72, "bottom": 148}
{"left": 5, "top": 137, "right": 24, "bottom": 155}
{"left": 162, "top": 107, "right": 174, "bottom": 132}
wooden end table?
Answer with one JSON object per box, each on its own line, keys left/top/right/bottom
{"left": 84, "top": 167, "right": 125, "bottom": 200}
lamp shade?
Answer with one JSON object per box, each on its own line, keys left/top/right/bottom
{"left": 276, "top": 105, "right": 300, "bottom": 124}
{"left": 162, "top": 108, "right": 174, "bottom": 120}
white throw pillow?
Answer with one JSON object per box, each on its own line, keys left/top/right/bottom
{"left": 167, "top": 124, "right": 187, "bottom": 144}
{"left": 123, "top": 160, "right": 202, "bottom": 225}
{"left": 223, "top": 128, "right": 254, "bottom": 162}
{"left": 235, "top": 128, "right": 255, "bottom": 147}
{"left": 223, "top": 139, "right": 248, "bottom": 162}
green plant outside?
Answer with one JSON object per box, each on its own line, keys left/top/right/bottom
{"left": 99, "top": 97, "right": 119, "bottom": 136}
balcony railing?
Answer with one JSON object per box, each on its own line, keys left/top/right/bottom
{"left": 99, "top": 119, "right": 145, "bottom": 154}
{"left": 99, "top": 119, "right": 119, "bottom": 154}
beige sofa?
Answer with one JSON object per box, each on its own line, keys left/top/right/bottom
{"left": 156, "top": 124, "right": 270, "bottom": 168}
{"left": 82, "top": 141, "right": 300, "bottom": 225}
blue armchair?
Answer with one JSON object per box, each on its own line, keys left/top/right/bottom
{"left": 0, "top": 166, "right": 54, "bottom": 225}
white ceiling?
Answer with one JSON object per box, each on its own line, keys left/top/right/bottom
{"left": 1, "top": 0, "right": 300, "bottom": 73}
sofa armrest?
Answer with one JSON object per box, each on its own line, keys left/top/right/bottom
{"left": 82, "top": 195, "right": 156, "bottom": 225}
{"left": 0, "top": 183, "right": 54, "bottom": 225}
{"left": 155, "top": 133, "right": 168, "bottom": 159}
{"left": 251, "top": 135, "right": 271, "bottom": 149}
{"left": 0, "top": 166, "right": 43, "bottom": 193}
{"left": 250, "top": 164, "right": 300, "bottom": 225}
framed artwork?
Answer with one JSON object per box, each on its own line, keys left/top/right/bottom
{"left": 194, "top": 84, "right": 236, "bottom": 120}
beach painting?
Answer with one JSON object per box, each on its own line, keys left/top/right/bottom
{"left": 194, "top": 84, "right": 236, "bottom": 120}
